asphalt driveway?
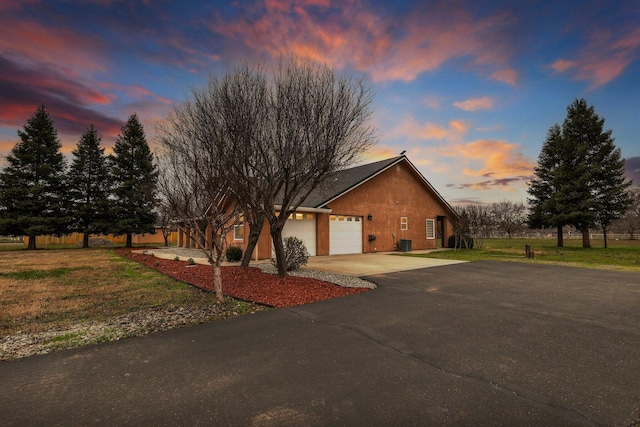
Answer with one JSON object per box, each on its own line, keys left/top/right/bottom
{"left": 1, "top": 261, "right": 639, "bottom": 426}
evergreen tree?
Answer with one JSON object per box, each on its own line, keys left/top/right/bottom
{"left": 528, "top": 124, "right": 568, "bottom": 247}
{"left": 0, "top": 105, "right": 69, "bottom": 249}
{"left": 590, "top": 142, "right": 632, "bottom": 248}
{"left": 528, "top": 99, "right": 632, "bottom": 248}
{"left": 68, "top": 124, "right": 112, "bottom": 248}
{"left": 110, "top": 114, "right": 158, "bottom": 247}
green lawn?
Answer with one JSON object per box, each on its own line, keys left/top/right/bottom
{"left": 403, "top": 238, "right": 640, "bottom": 272}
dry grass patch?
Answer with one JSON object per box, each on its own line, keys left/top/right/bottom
{"left": 0, "top": 248, "right": 261, "bottom": 338}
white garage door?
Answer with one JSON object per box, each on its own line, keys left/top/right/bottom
{"left": 281, "top": 212, "right": 317, "bottom": 256}
{"left": 329, "top": 215, "right": 363, "bottom": 255}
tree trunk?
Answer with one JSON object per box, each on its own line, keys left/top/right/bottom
{"left": 603, "top": 226, "right": 608, "bottom": 249}
{"left": 271, "top": 225, "right": 287, "bottom": 277}
{"left": 241, "top": 216, "right": 265, "bottom": 267}
{"left": 27, "top": 235, "right": 37, "bottom": 250}
{"left": 82, "top": 231, "right": 90, "bottom": 249}
{"left": 581, "top": 226, "right": 591, "bottom": 248}
{"left": 125, "top": 233, "right": 132, "bottom": 248}
{"left": 213, "top": 260, "right": 224, "bottom": 304}
{"left": 557, "top": 225, "right": 564, "bottom": 247}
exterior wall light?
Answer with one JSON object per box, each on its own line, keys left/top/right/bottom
{"left": 367, "top": 214, "right": 373, "bottom": 221}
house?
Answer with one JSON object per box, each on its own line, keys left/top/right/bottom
{"left": 176, "top": 155, "right": 458, "bottom": 258}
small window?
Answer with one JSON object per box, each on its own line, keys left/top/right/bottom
{"left": 401, "top": 217, "right": 408, "bottom": 230}
{"left": 426, "top": 219, "right": 435, "bottom": 239}
{"left": 347, "top": 217, "right": 352, "bottom": 221}
{"left": 330, "top": 215, "right": 336, "bottom": 221}
{"left": 295, "top": 213, "right": 304, "bottom": 220}
{"left": 306, "top": 213, "right": 314, "bottom": 220}
{"left": 287, "top": 213, "right": 293, "bottom": 220}
{"left": 234, "top": 213, "right": 244, "bottom": 240}
{"left": 339, "top": 216, "right": 345, "bottom": 221}
{"left": 355, "top": 217, "right": 360, "bottom": 222}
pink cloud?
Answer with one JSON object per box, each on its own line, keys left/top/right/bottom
{"left": 453, "top": 97, "right": 494, "bottom": 112}
{"left": 0, "top": 18, "right": 106, "bottom": 73}
{"left": 212, "top": 0, "right": 518, "bottom": 85}
{"left": 438, "top": 139, "right": 535, "bottom": 181}
{"left": 551, "top": 27, "right": 640, "bottom": 88}
{"left": 390, "top": 117, "right": 469, "bottom": 142}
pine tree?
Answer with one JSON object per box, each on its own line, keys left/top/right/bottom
{"left": 68, "top": 124, "right": 112, "bottom": 248}
{"left": 528, "top": 99, "right": 632, "bottom": 248}
{"left": 590, "top": 142, "right": 632, "bottom": 248}
{"left": 0, "top": 105, "right": 69, "bottom": 249}
{"left": 528, "top": 124, "right": 568, "bottom": 246}
{"left": 110, "top": 114, "right": 158, "bottom": 247}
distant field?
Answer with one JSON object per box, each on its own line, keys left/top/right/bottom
{"left": 407, "top": 238, "right": 640, "bottom": 272}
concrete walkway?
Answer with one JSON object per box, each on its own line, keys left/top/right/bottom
{"left": 143, "top": 247, "right": 465, "bottom": 276}
{"left": 305, "top": 251, "right": 465, "bottom": 276}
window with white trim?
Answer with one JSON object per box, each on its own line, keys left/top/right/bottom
{"left": 426, "top": 219, "right": 435, "bottom": 239}
{"left": 400, "top": 217, "right": 408, "bottom": 230}
{"left": 233, "top": 213, "right": 244, "bottom": 240}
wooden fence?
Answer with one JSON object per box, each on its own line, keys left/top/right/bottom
{"left": 24, "top": 230, "right": 178, "bottom": 246}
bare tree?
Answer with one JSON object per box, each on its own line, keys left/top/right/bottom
{"left": 207, "top": 65, "right": 272, "bottom": 268}
{"left": 176, "top": 57, "right": 376, "bottom": 276}
{"left": 455, "top": 203, "right": 494, "bottom": 249}
{"left": 450, "top": 209, "right": 472, "bottom": 250}
{"left": 262, "top": 58, "right": 376, "bottom": 275}
{"left": 491, "top": 200, "right": 527, "bottom": 238}
{"left": 155, "top": 199, "right": 175, "bottom": 247}
{"left": 613, "top": 186, "right": 640, "bottom": 239}
{"left": 156, "top": 102, "right": 239, "bottom": 303}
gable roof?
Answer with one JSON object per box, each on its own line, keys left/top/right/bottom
{"left": 298, "top": 155, "right": 457, "bottom": 217}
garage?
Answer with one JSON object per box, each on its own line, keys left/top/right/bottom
{"left": 329, "top": 215, "right": 363, "bottom": 255}
{"left": 281, "top": 212, "right": 317, "bottom": 256}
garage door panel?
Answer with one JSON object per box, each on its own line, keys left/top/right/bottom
{"left": 281, "top": 214, "right": 316, "bottom": 256}
{"left": 330, "top": 215, "right": 362, "bottom": 255}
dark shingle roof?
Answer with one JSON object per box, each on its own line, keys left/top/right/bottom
{"left": 299, "top": 156, "right": 405, "bottom": 208}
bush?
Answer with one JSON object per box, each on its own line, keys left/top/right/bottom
{"left": 448, "top": 235, "right": 474, "bottom": 249}
{"left": 225, "top": 246, "right": 243, "bottom": 262}
{"left": 273, "top": 236, "right": 309, "bottom": 271}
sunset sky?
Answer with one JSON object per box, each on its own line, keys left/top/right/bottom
{"left": 1, "top": 0, "right": 639, "bottom": 203}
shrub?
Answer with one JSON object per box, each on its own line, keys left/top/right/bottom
{"left": 187, "top": 258, "right": 195, "bottom": 265}
{"left": 448, "top": 235, "right": 474, "bottom": 249}
{"left": 274, "top": 236, "right": 309, "bottom": 271}
{"left": 225, "top": 246, "right": 243, "bottom": 262}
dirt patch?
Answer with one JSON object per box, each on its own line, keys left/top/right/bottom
{"left": 116, "top": 249, "right": 369, "bottom": 308}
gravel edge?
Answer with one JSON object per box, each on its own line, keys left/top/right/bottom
{"left": 254, "top": 263, "right": 376, "bottom": 289}
{"left": 1, "top": 302, "right": 267, "bottom": 362}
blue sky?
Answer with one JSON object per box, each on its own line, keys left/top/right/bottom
{"left": 1, "top": 0, "right": 639, "bottom": 203}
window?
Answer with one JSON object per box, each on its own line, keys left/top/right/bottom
{"left": 400, "top": 217, "right": 408, "bottom": 230}
{"left": 295, "top": 213, "right": 304, "bottom": 220}
{"left": 233, "top": 214, "right": 244, "bottom": 240}
{"left": 306, "top": 213, "right": 314, "bottom": 220}
{"left": 330, "top": 215, "right": 336, "bottom": 221}
{"left": 426, "top": 219, "right": 435, "bottom": 239}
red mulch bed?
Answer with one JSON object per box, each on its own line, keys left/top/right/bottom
{"left": 115, "top": 248, "right": 368, "bottom": 308}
